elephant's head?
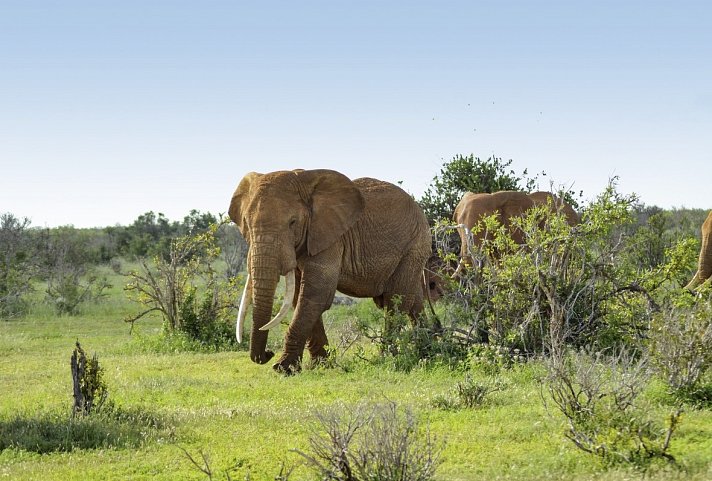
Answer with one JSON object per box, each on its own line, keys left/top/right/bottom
{"left": 424, "top": 253, "right": 447, "bottom": 303}
{"left": 228, "top": 169, "right": 365, "bottom": 364}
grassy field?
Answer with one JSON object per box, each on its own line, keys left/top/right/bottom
{"left": 1, "top": 269, "right": 711, "bottom": 481}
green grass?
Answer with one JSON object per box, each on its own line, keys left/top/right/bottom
{"left": 1, "top": 271, "right": 711, "bottom": 480}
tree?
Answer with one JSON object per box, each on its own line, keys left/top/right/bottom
{"left": 123, "top": 223, "right": 240, "bottom": 349}
{"left": 181, "top": 210, "right": 218, "bottom": 236}
{"left": 0, "top": 213, "right": 35, "bottom": 319}
{"left": 419, "top": 155, "right": 536, "bottom": 224}
{"left": 38, "top": 226, "right": 111, "bottom": 315}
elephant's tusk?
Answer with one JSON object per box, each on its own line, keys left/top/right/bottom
{"left": 259, "top": 269, "right": 296, "bottom": 331}
{"left": 236, "top": 273, "right": 251, "bottom": 343}
{"left": 452, "top": 224, "right": 472, "bottom": 279}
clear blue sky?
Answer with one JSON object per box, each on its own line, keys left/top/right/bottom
{"left": 2, "top": 1, "right": 710, "bottom": 228}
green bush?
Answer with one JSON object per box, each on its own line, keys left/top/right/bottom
{"left": 46, "top": 268, "right": 111, "bottom": 315}
{"left": 0, "top": 213, "right": 35, "bottom": 319}
{"left": 419, "top": 154, "right": 537, "bottom": 224}
{"left": 293, "top": 401, "right": 442, "bottom": 481}
{"left": 124, "top": 223, "right": 241, "bottom": 351}
{"left": 71, "top": 342, "right": 108, "bottom": 416}
{"left": 432, "top": 373, "right": 505, "bottom": 410}
{"left": 431, "top": 181, "right": 677, "bottom": 356}
{"left": 543, "top": 348, "right": 681, "bottom": 468}
{"left": 649, "top": 290, "right": 712, "bottom": 404}
{"left": 357, "top": 303, "right": 467, "bottom": 372}
{"left": 179, "top": 287, "right": 236, "bottom": 350}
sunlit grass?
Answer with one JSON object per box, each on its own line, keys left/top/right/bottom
{"left": 1, "top": 282, "right": 711, "bottom": 481}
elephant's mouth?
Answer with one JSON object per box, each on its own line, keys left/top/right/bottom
{"left": 235, "top": 269, "right": 296, "bottom": 343}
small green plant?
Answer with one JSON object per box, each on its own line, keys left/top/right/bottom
{"left": 468, "top": 344, "right": 525, "bottom": 375}
{"left": 432, "top": 374, "right": 505, "bottom": 410}
{"left": 179, "top": 286, "right": 236, "bottom": 350}
{"left": 356, "top": 296, "right": 465, "bottom": 371}
{"left": 71, "top": 341, "right": 108, "bottom": 416}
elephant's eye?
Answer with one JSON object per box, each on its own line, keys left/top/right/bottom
{"left": 289, "top": 218, "right": 297, "bottom": 229}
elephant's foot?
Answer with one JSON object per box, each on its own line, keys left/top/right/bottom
{"left": 308, "top": 346, "right": 330, "bottom": 368}
{"left": 251, "top": 350, "right": 275, "bottom": 365}
{"left": 272, "top": 354, "right": 302, "bottom": 375}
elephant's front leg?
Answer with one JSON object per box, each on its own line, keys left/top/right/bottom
{"left": 306, "top": 315, "right": 329, "bottom": 366}
{"left": 273, "top": 251, "right": 341, "bottom": 374}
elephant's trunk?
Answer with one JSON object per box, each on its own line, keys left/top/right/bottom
{"left": 248, "top": 247, "right": 281, "bottom": 364}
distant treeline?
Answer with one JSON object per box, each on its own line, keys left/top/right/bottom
{"left": 0, "top": 209, "right": 247, "bottom": 318}
{"left": 3, "top": 203, "right": 707, "bottom": 271}
{"left": 3, "top": 209, "right": 238, "bottom": 264}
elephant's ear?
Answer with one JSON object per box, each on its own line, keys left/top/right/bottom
{"left": 229, "top": 172, "right": 263, "bottom": 236}
{"left": 295, "top": 169, "right": 365, "bottom": 256}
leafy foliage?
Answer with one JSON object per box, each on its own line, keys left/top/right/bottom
{"left": 123, "top": 222, "right": 240, "bottom": 350}
{"left": 430, "top": 181, "right": 694, "bottom": 355}
{"left": 0, "top": 213, "right": 36, "bottom": 319}
{"left": 649, "top": 290, "right": 712, "bottom": 403}
{"left": 71, "top": 341, "right": 108, "bottom": 416}
{"left": 543, "top": 348, "right": 681, "bottom": 467}
{"left": 418, "top": 154, "right": 537, "bottom": 223}
{"left": 431, "top": 373, "right": 505, "bottom": 410}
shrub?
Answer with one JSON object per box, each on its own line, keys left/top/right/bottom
{"left": 179, "top": 286, "right": 236, "bottom": 350}
{"left": 293, "top": 401, "right": 442, "bottom": 481}
{"left": 358, "top": 304, "right": 467, "bottom": 372}
{"left": 432, "top": 373, "right": 505, "bottom": 410}
{"left": 123, "top": 222, "right": 240, "bottom": 350}
{"left": 419, "top": 154, "right": 537, "bottom": 224}
{"left": 0, "top": 213, "right": 35, "bottom": 319}
{"left": 649, "top": 291, "right": 712, "bottom": 403}
{"left": 431, "top": 181, "right": 667, "bottom": 356}
{"left": 543, "top": 348, "right": 681, "bottom": 467}
{"left": 71, "top": 341, "right": 108, "bottom": 416}
{"left": 46, "top": 267, "right": 111, "bottom": 315}
{"left": 39, "top": 225, "right": 112, "bottom": 315}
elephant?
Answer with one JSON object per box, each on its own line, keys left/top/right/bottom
{"left": 684, "top": 210, "right": 712, "bottom": 291}
{"left": 452, "top": 190, "right": 578, "bottom": 275}
{"left": 229, "top": 169, "right": 432, "bottom": 373}
{"left": 528, "top": 191, "right": 580, "bottom": 226}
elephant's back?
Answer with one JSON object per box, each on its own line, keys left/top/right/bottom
{"left": 353, "top": 177, "right": 428, "bottom": 226}
{"left": 455, "top": 191, "right": 531, "bottom": 223}
{"left": 351, "top": 177, "right": 430, "bottom": 251}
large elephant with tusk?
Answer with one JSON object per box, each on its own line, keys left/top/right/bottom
{"left": 229, "top": 169, "right": 432, "bottom": 374}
